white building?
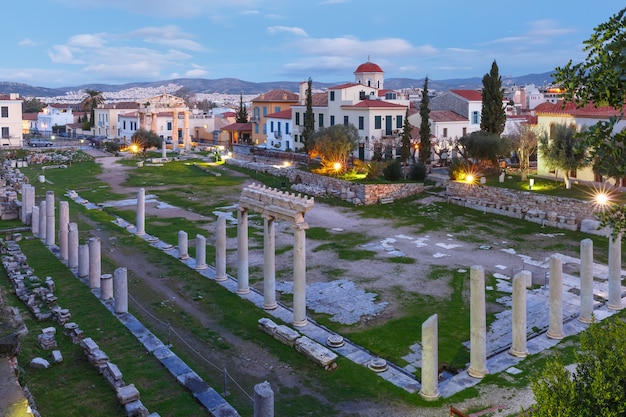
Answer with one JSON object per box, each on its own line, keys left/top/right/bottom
{"left": 0, "top": 93, "right": 23, "bottom": 147}
{"left": 265, "top": 108, "right": 294, "bottom": 151}
{"left": 37, "top": 104, "right": 74, "bottom": 135}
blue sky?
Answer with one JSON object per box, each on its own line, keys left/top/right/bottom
{"left": 2, "top": 0, "right": 622, "bottom": 88}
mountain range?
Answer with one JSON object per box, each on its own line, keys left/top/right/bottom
{"left": 0, "top": 71, "right": 555, "bottom": 97}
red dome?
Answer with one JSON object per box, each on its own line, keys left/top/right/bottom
{"left": 354, "top": 61, "right": 384, "bottom": 74}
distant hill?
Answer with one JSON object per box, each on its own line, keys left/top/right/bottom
{"left": 0, "top": 72, "right": 555, "bottom": 97}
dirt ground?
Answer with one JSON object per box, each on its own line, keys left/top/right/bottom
{"left": 88, "top": 151, "right": 537, "bottom": 416}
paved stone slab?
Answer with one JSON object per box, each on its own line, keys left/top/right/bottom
{"left": 160, "top": 355, "right": 193, "bottom": 377}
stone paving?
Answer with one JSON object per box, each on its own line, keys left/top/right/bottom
{"left": 69, "top": 191, "right": 626, "bottom": 399}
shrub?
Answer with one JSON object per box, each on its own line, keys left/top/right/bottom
{"left": 383, "top": 160, "right": 402, "bottom": 181}
{"left": 448, "top": 157, "right": 468, "bottom": 180}
{"left": 409, "top": 162, "right": 427, "bottom": 181}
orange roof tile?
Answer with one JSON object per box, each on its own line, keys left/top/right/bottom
{"left": 429, "top": 110, "right": 467, "bottom": 122}
{"left": 265, "top": 109, "right": 292, "bottom": 119}
{"left": 354, "top": 61, "right": 384, "bottom": 73}
{"left": 451, "top": 89, "right": 483, "bottom": 101}
{"left": 535, "top": 100, "right": 624, "bottom": 117}
{"left": 253, "top": 89, "right": 299, "bottom": 102}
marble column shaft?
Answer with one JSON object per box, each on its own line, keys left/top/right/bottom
{"left": 215, "top": 215, "right": 227, "bottom": 282}
{"left": 38, "top": 201, "right": 47, "bottom": 241}
{"left": 21, "top": 184, "right": 35, "bottom": 225}
{"left": 178, "top": 230, "right": 189, "bottom": 259}
{"left": 114, "top": 267, "right": 128, "bottom": 314}
{"left": 468, "top": 265, "right": 488, "bottom": 378}
{"left": 547, "top": 255, "right": 565, "bottom": 339}
{"left": 253, "top": 381, "right": 274, "bottom": 417}
{"left": 510, "top": 271, "right": 530, "bottom": 357}
{"left": 172, "top": 111, "right": 178, "bottom": 147}
{"left": 263, "top": 216, "right": 277, "bottom": 310}
{"left": 100, "top": 274, "right": 113, "bottom": 300}
{"left": 78, "top": 244, "right": 89, "bottom": 278}
{"left": 58, "top": 201, "right": 69, "bottom": 260}
{"left": 136, "top": 188, "right": 145, "bottom": 235}
{"left": 237, "top": 209, "right": 250, "bottom": 294}
{"left": 419, "top": 314, "right": 440, "bottom": 401}
{"left": 45, "top": 191, "right": 55, "bottom": 246}
{"left": 88, "top": 237, "right": 102, "bottom": 289}
{"left": 195, "top": 234, "right": 208, "bottom": 270}
{"left": 31, "top": 206, "right": 40, "bottom": 236}
{"left": 579, "top": 238, "right": 594, "bottom": 323}
{"left": 608, "top": 232, "right": 623, "bottom": 310}
{"left": 68, "top": 222, "right": 79, "bottom": 269}
{"left": 292, "top": 222, "right": 308, "bottom": 326}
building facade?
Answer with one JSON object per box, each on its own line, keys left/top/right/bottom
{"left": 0, "top": 94, "right": 23, "bottom": 147}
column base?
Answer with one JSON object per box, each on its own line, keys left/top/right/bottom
{"left": 546, "top": 330, "right": 564, "bottom": 340}
{"left": 608, "top": 302, "right": 624, "bottom": 311}
{"left": 418, "top": 389, "right": 440, "bottom": 401}
{"left": 468, "top": 367, "right": 489, "bottom": 379}
{"left": 178, "top": 254, "right": 190, "bottom": 260}
{"left": 578, "top": 315, "right": 592, "bottom": 324}
{"left": 509, "top": 348, "right": 528, "bottom": 358}
{"left": 215, "top": 275, "right": 228, "bottom": 282}
{"left": 292, "top": 318, "right": 308, "bottom": 327}
{"left": 237, "top": 288, "right": 250, "bottom": 295}
{"left": 195, "top": 264, "right": 208, "bottom": 270}
{"left": 263, "top": 302, "right": 278, "bottom": 310}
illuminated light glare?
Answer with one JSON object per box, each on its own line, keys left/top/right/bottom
{"left": 333, "top": 162, "right": 342, "bottom": 171}
{"left": 586, "top": 183, "right": 618, "bottom": 212}
{"left": 529, "top": 178, "right": 535, "bottom": 190}
{"left": 465, "top": 174, "right": 475, "bottom": 184}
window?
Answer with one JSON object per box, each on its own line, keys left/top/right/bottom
{"left": 358, "top": 116, "right": 364, "bottom": 130}
{"left": 374, "top": 116, "right": 382, "bottom": 129}
{"left": 275, "top": 107, "right": 280, "bottom": 113}
{"left": 277, "top": 122, "right": 281, "bottom": 133}
{"left": 359, "top": 91, "right": 366, "bottom": 100}
{"left": 343, "top": 116, "right": 349, "bottom": 126}
{"left": 318, "top": 114, "right": 324, "bottom": 128}
{"left": 270, "top": 121, "right": 274, "bottom": 132}
{"left": 330, "top": 91, "right": 335, "bottom": 101}
{"left": 254, "top": 107, "right": 260, "bottom": 120}
{"left": 263, "top": 106, "right": 267, "bottom": 116}
{"left": 167, "top": 122, "right": 172, "bottom": 130}
{"left": 443, "top": 128, "right": 448, "bottom": 137}
{"left": 462, "top": 127, "right": 467, "bottom": 136}
{"left": 1, "top": 127, "right": 8, "bottom": 139}
{"left": 330, "top": 115, "right": 335, "bottom": 126}
{"left": 255, "top": 124, "right": 259, "bottom": 134}
{"left": 123, "top": 121, "right": 126, "bottom": 129}
{"left": 396, "top": 115, "right": 402, "bottom": 128}
{"left": 285, "top": 123, "right": 290, "bottom": 135}
{"left": 295, "top": 112, "right": 300, "bottom": 126}
{"left": 1, "top": 107, "right": 7, "bottom": 118}
{"left": 471, "top": 111, "right": 480, "bottom": 125}
{"left": 385, "top": 92, "right": 397, "bottom": 100}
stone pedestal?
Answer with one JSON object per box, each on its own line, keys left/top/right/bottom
{"left": 178, "top": 230, "right": 189, "bottom": 259}
{"left": 38, "top": 201, "right": 47, "bottom": 241}
{"left": 263, "top": 216, "right": 277, "bottom": 310}
{"left": 136, "top": 188, "right": 145, "bottom": 235}
{"left": 31, "top": 206, "right": 40, "bottom": 236}
{"left": 58, "top": 201, "right": 69, "bottom": 260}
{"left": 579, "top": 238, "right": 594, "bottom": 323}
{"left": 215, "top": 215, "right": 227, "bottom": 282}
{"left": 510, "top": 271, "right": 529, "bottom": 357}
{"left": 101, "top": 274, "right": 113, "bottom": 300}
{"left": 292, "top": 222, "right": 308, "bottom": 326}
{"left": 547, "top": 255, "right": 565, "bottom": 339}
{"left": 114, "top": 267, "right": 128, "bottom": 314}
{"left": 78, "top": 244, "right": 89, "bottom": 278}
{"left": 45, "top": 191, "right": 55, "bottom": 246}
{"left": 468, "top": 265, "right": 488, "bottom": 378}
{"left": 419, "top": 314, "right": 439, "bottom": 401}
{"left": 237, "top": 208, "right": 250, "bottom": 294}
{"left": 68, "top": 222, "right": 79, "bottom": 270}
{"left": 253, "top": 381, "right": 274, "bottom": 417}
{"left": 195, "top": 234, "right": 208, "bottom": 270}
{"left": 608, "top": 232, "right": 623, "bottom": 310}
{"left": 88, "top": 237, "right": 102, "bottom": 289}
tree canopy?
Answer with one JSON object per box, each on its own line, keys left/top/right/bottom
{"left": 400, "top": 108, "right": 412, "bottom": 165}
{"left": 302, "top": 78, "right": 315, "bottom": 154}
{"left": 538, "top": 123, "right": 588, "bottom": 188}
{"left": 419, "top": 77, "right": 432, "bottom": 164}
{"left": 80, "top": 89, "right": 104, "bottom": 129}
{"left": 235, "top": 94, "right": 248, "bottom": 123}
{"left": 131, "top": 128, "right": 162, "bottom": 157}
{"left": 505, "top": 123, "right": 539, "bottom": 181}
{"left": 308, "top": 124, "right": 358, "bottom": 172}
{"left": 480, "top": 60, "right": 506, "bottom": 135}
{"left": 459, "top": 130, "right": 509, "bottom": 169}
{"left": 22, "top": 97, "right": 45, "bottom": 113}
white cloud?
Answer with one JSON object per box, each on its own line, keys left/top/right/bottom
{"left": 67, "top": 33, "right": 107, "bottom": 48}
{"left": 295, "top": 36, "right": 418, "bottom": 57}
{"left": 183, "top": 68, "right": 209, "bottom": 77}
{"left": 48, "top": 45, "right": 84, "bottom": 64}
{"left": 126, "top": 26, "right": 206, "bottom": 51}
{"left": 267, "top": 26, "right": 308, "bottom": 37}
{"left": 18, "top": 38, "right": 37, "bottom": 47}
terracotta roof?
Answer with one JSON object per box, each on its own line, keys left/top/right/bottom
{"left": 329, "top": 82, "right": 360, "bottom": 90}
{"left": 253, "top": 89, "right": 299, "bottom": 102}
{"left": 354, "top": 61, "right": 384, "bottom": 73}
{"left": 429, "top": 110, "right": 467, "bottom": 122}
{"left": 102, "top": 102, "right": 140, "bottom": 109}
{"left": 342, "top": 100, "right": 407, "bottom": 109}
{"left": 222, "top": 122, "right": 252, "bottom": 132}
{"left": 451, "top": 89, "right": 483, "bottom": 101}
{"left": 311, "top": 92, "right": 328, "bottom": 107}
{"left": 221, "top": 111, "right": 237, "bottom": 118}
{"left": 22, "top": 112, "right": 38, "bottom": 121}
{"left": 534, "top": 100, "right": 624, "bottom": 117}
{"left": 265, "top": 109, "right": 291, "bottom": 119}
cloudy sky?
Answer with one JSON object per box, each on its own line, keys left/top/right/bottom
{"left": 2, "top": 0, "right": 622, "bottom": 88}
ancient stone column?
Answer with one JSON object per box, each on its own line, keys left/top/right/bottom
{"left": 100, "top": 273, "right": 113, "bottom": 300}
{"left": 31, "top": 205, "right": 40, "bottom": 236}
{"left": 161, "top": 137, "right": 167, "bottom": 159}
{"left": 547, "top": 255, "right": 565, "bottom": 339}
{"left": 21, "top": 184, "right": 35, "bottom": 225}
{"left": 608, "top": 232, "right": 623, "bottom": 310}
{"left": 38, "top": 200, "right": 46, "bottom": 241}
{"left": 215, "top": 215, "right": 227, "bottom": 282}
{"left": 68, "top": 222, "right": 79, "bottom": 270}
{"left": 114, "top": 267, "right": 128, "bottom": 314}
{"left": 195, "top": 234, "right": 208, "bottom": 270}
{"left": 178, "top": 230, "right": 189, "bottom": 259}
{"left": 510, "top": 271, "right": 530, "bottom": 357}
{"left": 58, "top": 201, "right": 69, "bottom": 260}
{"left": 136, "top": 188, "right": 145, "bottom": 236}
{"left": 292, "top": 222, "right": 308, "bottom": 326}
{"left": 183, "top": 110, "right": 191, "bottom": 151}
{"left": 419, "top": 314, "right": 440, "bottom": 401}
{"left": 579, "top": 238, "right": 594, "bottom": 323}
{"left": 253, "top": 381, "right": 274, "bottom": 417}
{"left": 237, "top": 208, "right": 250, "bottom": 294}
{"left": 171, "top": 110, "right": 179, "bottom": 148}
{"left": 88, "top": 237, "right": 102, "bottom": 289}
{"left": 263, "top": 215, "right": 277, "bottom": 310}
{"left": 78, "top": 244, "right": 89, "bottom": 278}
{"left": 468, "top": 265, "right": 488, "bottom": 378}
{"left": 45, "top": 191, "right": 55, "bottom": 246}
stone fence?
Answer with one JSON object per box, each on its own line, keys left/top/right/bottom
{"left": 226, "top": 158, "right": 424, "bottom": 205}
{"left": 446, "top": 181, "right": 608, "bottom": 236}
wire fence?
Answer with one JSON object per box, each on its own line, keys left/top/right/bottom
{"left": 127, "top": 292, "right": 254, "bottom": 403}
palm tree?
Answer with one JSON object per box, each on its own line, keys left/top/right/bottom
{"left": 80, "top": 89, "right": 105, "bottom": 129}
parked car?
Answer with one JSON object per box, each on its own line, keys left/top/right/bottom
{"left": 29, "top": 138, "right": 53, "bottom": 147}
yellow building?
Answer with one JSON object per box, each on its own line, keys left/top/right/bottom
{"left": 250, "top": 89, "right": 299, "bottom": 146}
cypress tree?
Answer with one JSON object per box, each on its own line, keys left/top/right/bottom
{"left": 419, "top": 77, "right": 432, "bottom": 164}
{"left": 480, "top": 60, "right": 506, "bottom": 135}
{"left": 302, "top": 78, "right": 315, "bottom": 154}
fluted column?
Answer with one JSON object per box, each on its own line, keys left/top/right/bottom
{"left": 579, "top": 238, "right": 594, "bottom": 323}
{"left": 608, "top": 232, "right": 623, "bottom": 310}
{"left": 263, "top": 215, "right": 277, "bottom": 310}
{"left": 510, "top": 271, "right": 530, "bottom": 357}
{"left": 419, "top": 314, "right": 439, "bottom": 401}
{"left": 215, "top": 215, "right": 227, "bottom": 282}
{"left": 292, "top": 222, "right": 308, "bottom": 327}
{"left": 237, "top": 208, "right": 250, "bottom": 294}
{"left": 468, "top": 265, "right": 488, "bottom": 378}
{"left": 547, "top": 255, "right": 564, "bottom": 339}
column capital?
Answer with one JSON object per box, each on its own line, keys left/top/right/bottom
{"left": 292, "top": 221, "right": 309, "bottom": 231}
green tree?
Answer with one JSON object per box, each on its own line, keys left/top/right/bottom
{"left": 459, "top": 130, "right": 509, "bottom": 170}
{"left": 22, "top": 98, "right": 45, "bottom": 113}
{"left": 80, "top": 89, "right": 105, "bottom": 130}
{"left": 538, "top": 123, "right": 588, "bottom": 189}
{"left": 131, "top": 128, "right": 162, "bottom": 158}
{"left": 235, "top": 94, "right": 248, "bottom": 123}
{"left": 530, "top": 318, "right": 626, "bottom": 416}
{"left": 419, "top": 77, "right": 432, "bottom": 164}
{"left": 400, "top": 108, "right": 412, "bottom": 165}
{"left": 480, "top": 60, "right": 506, "bottom": 135}
{"left": 302, "top": 78, "right": 315, "bottom": 154}
{"left": 505, "top": 123, "right": 539, "bottom": 181}
{"left": 309, "top": 124, "right": 358, "bottom": 173}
